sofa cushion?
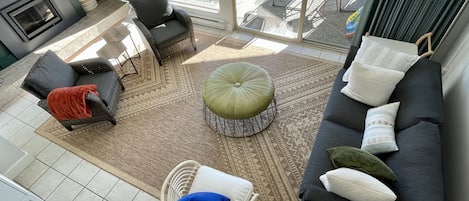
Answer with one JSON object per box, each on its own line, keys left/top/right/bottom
{"left": 389, "top": 58, "right": 444, "bottom": 131}
{"left": 299, "top": 120, "right": 363, "bottom": 200}
{"left": 361, "top": 102, "right": 400, "bottom": 154}
{"left": 322, "top": 69, "right": 370, "bottom": 131}
{"left": 384, "top": 121, "right": 444, "bottom": 201}
{"left": 341, "top": 61, "right": 404, "bottom": 106}
{"left": 301, "top": 185, "right": 349, "bottom": 201}
{"left": 320, "top": 168, "right": 397, "bottom": 201}
{"left": 327, "top": 146, "right": 397, "bottom": 182}
{"left": 342, "top": 36, "right": 419, "bottom": 82}
{"left": 23, "top": 50, "right": 79, "bottom": 99}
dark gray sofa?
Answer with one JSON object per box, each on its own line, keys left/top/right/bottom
{"left": 298, "top": 47, "right": 445, "bottom": 201}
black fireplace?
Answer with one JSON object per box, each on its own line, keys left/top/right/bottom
{"left": 0, "top": 0, "right": 81, "bottom": 59}
{"left": 1, "top": 0, "right": 61, "bottom": 42}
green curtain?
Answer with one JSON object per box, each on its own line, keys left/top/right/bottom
{"left": 352, "top": 0, "right": 464, "bottom": 55}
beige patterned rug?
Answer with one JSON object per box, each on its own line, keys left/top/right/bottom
{"left": 36, "top": 32, "right": 341, "bottom": 201}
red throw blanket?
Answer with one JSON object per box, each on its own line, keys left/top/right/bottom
{"left": 47, "top": 84, "right": 99, "bottom": 121}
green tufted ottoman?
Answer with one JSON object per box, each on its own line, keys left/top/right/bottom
{"left": 203, "top": 62, "right": 277, "bottom": 137}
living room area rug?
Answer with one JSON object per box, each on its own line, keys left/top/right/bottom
{"left": 36, "top": 32, "right": 342, "bottom": 201}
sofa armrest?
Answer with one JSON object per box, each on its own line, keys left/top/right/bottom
{"left": 69, "top": 58, "right": 114, "bottom": 74}
{"left": 300, "top": 185, "right": 349, "bottom": 201}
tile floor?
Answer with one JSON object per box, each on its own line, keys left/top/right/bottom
{"left": 0, "top": 24, "right": 345, "bottom": 201}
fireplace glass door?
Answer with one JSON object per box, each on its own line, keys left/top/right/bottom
{"left": 1, "top": 0, "right": 61, "bottom": 41}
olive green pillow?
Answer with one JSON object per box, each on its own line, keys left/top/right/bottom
{"left": 327, "top": 146, "right": 397, "bottom": 182}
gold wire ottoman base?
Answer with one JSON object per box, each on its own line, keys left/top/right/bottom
{"left": 203, "top": 98, "right": 277, "bottom": 137}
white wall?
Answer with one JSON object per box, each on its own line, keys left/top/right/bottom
{"left": 441, "top": 21, "right": 469, "bottom": 201}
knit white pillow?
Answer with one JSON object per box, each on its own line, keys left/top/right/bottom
{"left": 342, "top": 36, "right": 420, "bottom": 82}
{"left": 361, "top": 102, "right": 400, "bottom": 154}
{"left": 340, "top": 61, "right": 404, "bottom": 106}
{"left": 320, "top": 168, "right": 397, "bottom": 201}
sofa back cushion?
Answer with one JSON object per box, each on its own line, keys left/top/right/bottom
{"left": 389, "top": 58, "right": 444, "bottom": 131}
{"left": 23, "top": 50, "right": 78, "bottom": 99}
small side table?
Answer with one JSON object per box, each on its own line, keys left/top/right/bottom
{"left": 97, "top": 41, "right": 138, "bottom": 79}
{"left": 102, "top": 24, "right": 141, "bottom": 58}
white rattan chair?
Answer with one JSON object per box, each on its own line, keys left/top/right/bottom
{"left": 161, "top": 160, "right": 259, "bottom": 201}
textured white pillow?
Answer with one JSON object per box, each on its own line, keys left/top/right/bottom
{"left": 341, "top": 61, "right": 404, "bottom": 106}
{"left": 343, "top": 36, "right": 420, "bottom": 82}
{"left": 362, "top": 102, "right": 400, "bottom": 154}
{"left": 320, "top": 168, "right": 397, "bottom": 201}
{"left": 189, "top": 166, "right": 253, "bottom": 201}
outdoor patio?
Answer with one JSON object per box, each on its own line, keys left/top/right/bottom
{"left": 236, "top": 0, "right": 365, "bottom": 47}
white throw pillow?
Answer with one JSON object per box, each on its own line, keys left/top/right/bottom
{"left": 189, "top": 166, "right": 254, "bottom": 201}
{"left": 340, "top": 61, "right": 404, "bottom": 106}
{"left": 361, "top": 102, "right": 400, "bottom": 154}
{"left": 320, "top": 168, "right": 397, "bottom": 201}
{"left": 342, "top": 36, "right": 420, "bottom": 82}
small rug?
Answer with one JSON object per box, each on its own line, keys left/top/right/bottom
{"left": 36, "top": 32, "right": 342, "bottom": 201}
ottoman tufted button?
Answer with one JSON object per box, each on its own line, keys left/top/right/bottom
{"left": 234, "top": 82, "right": 241, "bottom": 87}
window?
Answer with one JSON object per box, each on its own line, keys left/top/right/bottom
{"left": 171, "top": 0, "right": 219, "bottom": 10}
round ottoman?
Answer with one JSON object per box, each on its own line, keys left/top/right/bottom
{"left": 203, "top": 62, "right": 277, "bottom": 137}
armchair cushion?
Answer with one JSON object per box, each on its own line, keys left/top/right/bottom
{"left": 150, "top": 20, "right": 190, "bottom": 49}
{"left": 75, "top": 71, "right": 120, "bottom": 106}
{"left": 129, "top": 0, "right": 173, "bottom": 28}
{"left": 23, "top": 50, "right": 79, "bottom": 99}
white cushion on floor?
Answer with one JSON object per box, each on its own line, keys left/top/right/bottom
{"left": 189, "top": 166, "right": 254, "bottom": 201}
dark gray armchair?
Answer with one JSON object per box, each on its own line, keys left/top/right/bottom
{"left": 21, "top": 50, "right": 125, "bottom": 131}
{"left": 129, "top": 0, "right": 196, "bottom": 66}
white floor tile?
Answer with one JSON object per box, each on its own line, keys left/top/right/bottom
{"left": 301, "top": 46, "right": 322, "bottom": 58}
{"left": 14, "top": 160, "right": 48, "bottom": 188}
{"left": 284, "top": 43, "right": 303, "bottom": 54}
{"left": 106, "top": 180, "right": 139, "bottom": 201}
{"left": 0, "top": 118, "right": 26, "bottom": 140}
{"left": 319, "top": 50, "right": 341, "bottom": 62}
{"left": 8, "top": 125, "right": 36, "bottom": 147}
{"left": 74, "top": 188, "right": 104, "bottom": 201}
{"left": 46, "top": 178, "right": 83, "bottom": 201}
{"left": 21, "top": 134, "right": 50, "bottom": 157}
{"left": 86, "top": 170, "right": 119, "bottom": 198}
{"left": 250, "top": 38, "right": 288, "bottom": 53}
{"left": 1, "top": 96, "right": 32, "bottom": 117}
{"left": 37, "top": 143, "right": 66, "bottom": 166}
{"left": 29, "top": 168, "right": 66, "bottom": 199}
{"left": 21, "top": 90, "right": 39, "bottom": 103}
{"left": 229, "top": 31, "right": 255, "bottom": 42}
{"left": 29, "top": 111, "right": 51, "bottom": 129}
{"left": 339, "top": 53, "right": 347, "bottom": 64}
{"left": 69, "top": 160, "right": 100, "bottom": 186}
{"left": 133, "top": 190, "right": 159, "bottom": 201}
{"left": 16, "top": 104, "right": 44, "bottom": 125}
{"left": 0, "top": 111, "right": 14, "bottom": 128}
{"left": 52, "top": 151, "right": 82, "bottom": 176}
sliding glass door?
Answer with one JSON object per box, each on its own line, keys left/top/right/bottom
{"left": 235, "top": 0, "right": 362, "bottom": 47}
{"left": 235, "top": 0, "right": 306, "bottom": 39}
